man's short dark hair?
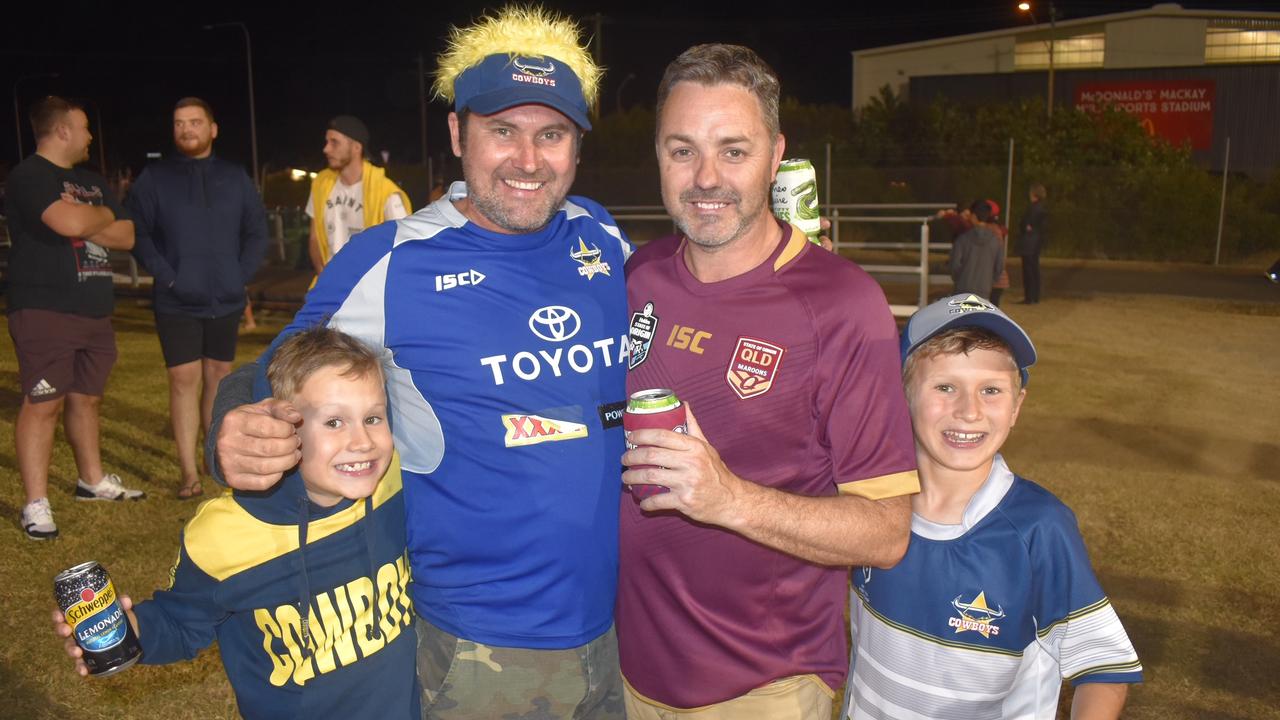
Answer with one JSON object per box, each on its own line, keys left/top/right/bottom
{"left": 1029, "top": 183, "right": 1047, "bottom": 201}
{"left": 969, "top": 199, "right": 993, "bottom": 223}
{"left": 655, "top": 44, "right": 781, "bottom": 139}
{"left": 30, "top": 96, "right": 82, "bottom": 141}
{"left": 174, "top": 97, "right": 215, "bottom": 123}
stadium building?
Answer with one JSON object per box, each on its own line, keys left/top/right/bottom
{"left": 851, "top": 3, "right": 1280, "bottom": 175}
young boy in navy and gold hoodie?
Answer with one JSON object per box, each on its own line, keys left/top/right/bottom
{"left": 54, "top": 326, "right": 419, "bottom": 719}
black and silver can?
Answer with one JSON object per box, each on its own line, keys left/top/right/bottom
{"left": 54, "top": 561, "right": 142, "bottom": 676}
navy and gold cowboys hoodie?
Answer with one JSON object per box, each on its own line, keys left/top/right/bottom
{"left": 132, "top": 457, "right": 420, "bottom": 719}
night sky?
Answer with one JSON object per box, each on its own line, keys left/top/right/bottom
{"left": 1, "top": 1, "right": 1266, "bottom": 177}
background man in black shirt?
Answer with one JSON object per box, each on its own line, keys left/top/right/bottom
{"left": 1019, "top": 183, "right": 1048, "bottom": 305}
{"left": 7, "top": 96, "right": 144, "bottom": 540}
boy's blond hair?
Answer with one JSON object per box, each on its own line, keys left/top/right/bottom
{"left": 902, "top": 327, "right": 1021, "bottom": 402}
{"left": 267, "top": 326, "right": 384, "bottom": 401}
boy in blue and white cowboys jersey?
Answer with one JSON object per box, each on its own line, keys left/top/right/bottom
{"left": 845, "top": 294, "right": 1142, "bottom": 719}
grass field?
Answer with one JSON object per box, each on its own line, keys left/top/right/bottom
{"left": 2, "top": 288, "right": 1278, "bottom": 719}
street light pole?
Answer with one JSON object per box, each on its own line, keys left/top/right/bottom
{"left": 81, "top": 99, "right": 108, "bottom": 174}
{"left": 418, "top": 52, "right": 429, "bottom": 168}
{"left": 591, "top": 13, "right": 604, "bottom": 124}
{"left": 1017, "top": 2, "right": 1057, "bottom": 119}
{"left": 615, "top": 73, "right": 635, "bottom": 115}
{"left": 1047, "top": 2, "right": 1057, "bottom": 119}
{"left": 205, "top": 22, "right": 260, "bottom": 188}
{"left": 12, "top": 73, "right": 59, "bottom": 161}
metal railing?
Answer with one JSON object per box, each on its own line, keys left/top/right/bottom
{"left": 80, "top": 203, "right": 955, "bottom": 317}
{"left": 827, "top": 203, "right": 955, "bottom": 316}
{"left": 607, "top": 206, "right": 679, "bottom": 234}
{"left": 605, "top": 203, "right": 956, "bottom": 317}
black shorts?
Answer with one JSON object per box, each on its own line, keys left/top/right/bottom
{"left": 8, "top": 309, "right": 117, "bottom": 403}
{"left": 155, "top": 311, "right": 241, "bottom": 367}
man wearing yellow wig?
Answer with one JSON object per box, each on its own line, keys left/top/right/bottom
{"left": 210, "top": 6, "right": 628, "bottom": 718}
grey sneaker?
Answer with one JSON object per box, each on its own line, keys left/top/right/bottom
{"left": 75, "top": 473, "right": 146, "bottom": 501}
{"left": 22, "top": 498, "right": 58, "bottom": 540}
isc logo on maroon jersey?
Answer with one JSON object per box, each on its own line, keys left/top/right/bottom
{"left": 726, "top": 337, "right": 785, "bottom": 399}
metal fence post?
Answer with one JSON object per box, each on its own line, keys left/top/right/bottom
{"left": 1005, "top": 138, "right": 1015, "bottom": 245}
{"left": 271, "top": 210, "right": 286, "bottom": 262}
{"left": 825, "top": 142, "right": 832, "bottom": 209}
{"left": 831, "top": 207, "right": 840, "bottom": 250}
{"left": 1214, "top": 136, "right": 1230, "bottom": 266}
{"left": 919, "top": 220, "right": 930, "bottom": 310}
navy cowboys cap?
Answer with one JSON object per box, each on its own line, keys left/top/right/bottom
{"left": 901, "top": 294, "right": 1037, "bottom": 384}
{"left": 452, "top": 53, "right": 591, "bottom": 130}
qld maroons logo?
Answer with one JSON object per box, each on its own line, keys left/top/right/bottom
{"left": 726, "top": 336, "right": 785, "bottom": 400}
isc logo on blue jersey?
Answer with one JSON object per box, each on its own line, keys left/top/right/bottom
{"left": 435, "top": 269, "right": 486, "bottom": 292}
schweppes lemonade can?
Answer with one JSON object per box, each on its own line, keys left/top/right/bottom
{"left": 623, "top": 389, "right": 688, "bottom": 500}
{"left": 55, "top": 561, "right": 142, "bottom": 676}
{"left": 771, "top": 158, "right": 821, "bottom": 243}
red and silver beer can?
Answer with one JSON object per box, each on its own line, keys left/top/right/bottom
{"left": 623, "top": 388, "right": 687, "bottom": 499}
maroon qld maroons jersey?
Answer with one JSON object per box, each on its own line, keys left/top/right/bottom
{"left": 619, "top": 224, "right": 919, "bottom": 708}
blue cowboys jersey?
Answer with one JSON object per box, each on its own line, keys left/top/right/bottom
{"left": 278, "top": 182, "right": 632, "bottom": 648}
{"left": 847, "top": 455, "right": 1142, "bottom": 719}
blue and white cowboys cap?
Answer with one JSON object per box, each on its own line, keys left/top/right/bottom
{"left": 901, "top": 294, "right": 1037, "bottom": 384}
{"left": 453, "top": 53, "right": 591, "bottom": 130}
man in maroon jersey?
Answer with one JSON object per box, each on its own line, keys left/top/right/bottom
{"left": 619, "top": 44, "right": 920, "bottom": 719}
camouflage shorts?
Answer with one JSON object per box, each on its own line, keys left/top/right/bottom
{"left": 416, "top": 616, "right": 624, "bottom": 720}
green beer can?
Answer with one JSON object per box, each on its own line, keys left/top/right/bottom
{"left": 771, "top": 158, "right": 821, "bottom": 243}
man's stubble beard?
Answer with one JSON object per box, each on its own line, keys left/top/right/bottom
{"left": 673, "top": 187, "right": 767, "bottom": 252}
{"left": 178, "top": 138, "right": 213, "bottom": 159}
{"left": 466, "top": 180, "right": 567, "bottom": 233}
{"left": 460, "top": 146, "right": 572, "bottom": 234}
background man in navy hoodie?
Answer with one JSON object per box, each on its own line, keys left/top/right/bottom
{"left": 129, "top": 97, "right": 269, "bottom": 499}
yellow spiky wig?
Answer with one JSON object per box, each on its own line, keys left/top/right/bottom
{"left": 432, "top": 5, "right": 602, "bottom": 111}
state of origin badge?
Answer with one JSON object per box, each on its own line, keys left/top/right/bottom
{"left": 628, "top": 302, "right": 658, "bottom": 369}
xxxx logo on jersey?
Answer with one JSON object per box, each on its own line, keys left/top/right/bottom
{"left": 726, "top": 337, "right": 785, "bottom": 400}
{"left": 501, "top": 414, "right": 589, "bottom": 447}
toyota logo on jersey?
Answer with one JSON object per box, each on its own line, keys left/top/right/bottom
{"left": 528, "top": 305, "right": 581, "bottom": 342}
{"left": 480, "top": 305, "right": 629, "bottom": 386}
